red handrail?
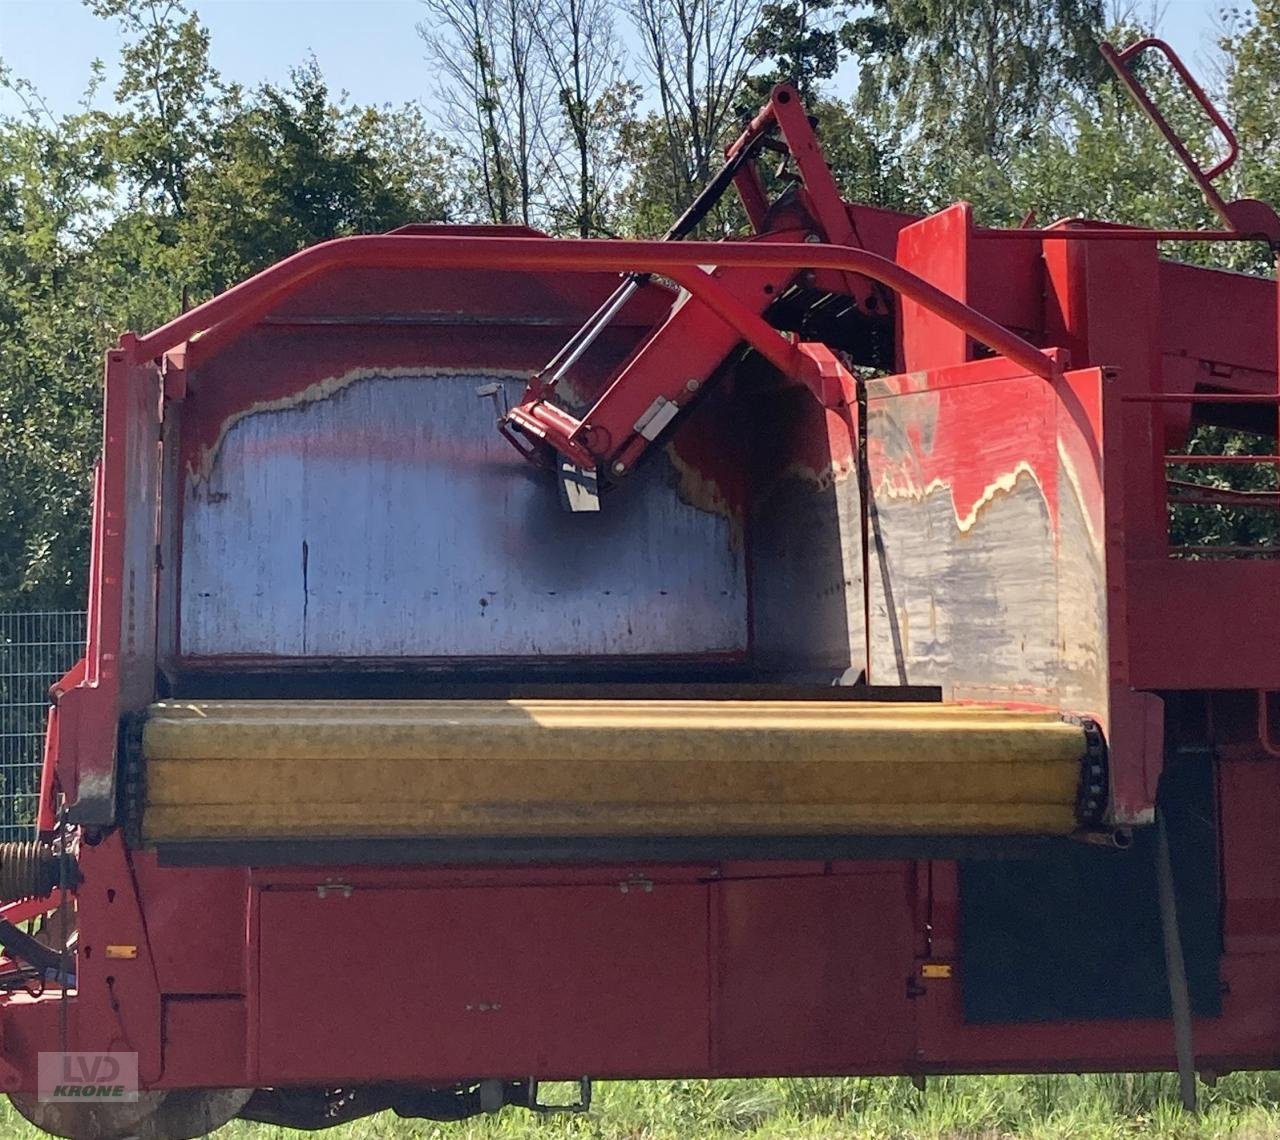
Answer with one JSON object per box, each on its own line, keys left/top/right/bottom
{"left": 1100, "top": 38, "right": 1239, "bottom": 221}
{"left": 129, "top": 234, "right": 1062, "bottom": 383}
{"left": 1100, "top": 38, "right": 1280, "bottom": 246}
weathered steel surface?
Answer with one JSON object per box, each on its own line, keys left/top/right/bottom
{"left": 749, "top": 386, "right": 865, "bottom": 679}
{"left": 118, "top": 357, "right": 162, "bottom": 712}
{"left": 750, "top": 360, "right": 1108, "bottom": 718}
{"left": 179, "top": 372, "right": 747, "bottom": 659}
{"left": 861, "top": 364, "right": 1108, "bottom": 720}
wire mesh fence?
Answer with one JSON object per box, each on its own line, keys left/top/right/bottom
{"left": 0, "top": 612, "right": 86, "bottom": 841}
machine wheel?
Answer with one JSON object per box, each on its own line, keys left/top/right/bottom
{"left": 9, "top": 1087, "right": 252, "bottom": 1140}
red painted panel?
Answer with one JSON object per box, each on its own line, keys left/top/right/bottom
{"left": 256, "top": 883, "right": 710, "bottom": 1082}
{"left": 844, "top": 204, "right": 919, "bottom": 261}
{"left": 132, "top": 857, "right": 248, "bottom": 995}
{"left": 896, "top": 203, "right": 972, "bottom": 372}
{"left": 714, "top": 871, "right": 916, "bottom": 1073}
{"left": 1128, "top": 560, "right": 1280, "bottom": 690}
{"left": 1159, "top": 260, "right": 1277, "bottom": 377}
{"left": 161, "top": 999, "right": 247, "bottom": 1087}
{"left": 918, "top": 975, "right": 1280, "bottom": 1074}
{"left": 74, "top": 836, "right": 163, "bottom": 1082}
{"left": 1220, "top": 759, "right": 1280, "bottom": 954}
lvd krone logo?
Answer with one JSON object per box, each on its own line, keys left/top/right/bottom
{"left": 38, "top": 1051, "right": 139, "bottom": 1102}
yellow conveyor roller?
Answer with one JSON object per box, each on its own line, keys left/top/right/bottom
{"left": 139, "top": 700, "right": 1092, "bottom": 842}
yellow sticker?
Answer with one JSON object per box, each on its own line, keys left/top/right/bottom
{"left": 920, "top": 962, "right": 953, "bottom": 979}
{"left": 104, "top": 945, "right": 139, "bottom": 960}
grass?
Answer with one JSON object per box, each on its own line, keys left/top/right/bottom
{"left": 9, "top": 1074, "right": 1280, "bottom": 1139}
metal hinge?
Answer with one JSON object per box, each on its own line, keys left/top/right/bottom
{"left": 316, "top": 880, "right": 353, "bottom": 899}
{"left": 527, "top": 1078, "right": 592, "bottom": 1114}
{"left": 633, "top": 396, "right": 681, "bottom": 441}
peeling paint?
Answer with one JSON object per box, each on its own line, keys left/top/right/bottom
{"left": 872, "top": 462, "right": 1048, "bottom": 534}
{"left": 666, "top": 443, "right": 744, "bottom": 549}
{"left": 188, "top": 365, "right": 528, "bottom": 484}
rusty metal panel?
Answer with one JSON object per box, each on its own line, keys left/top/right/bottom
{"left": 179, "top": 372, "right": 746, "bottom": 659}
{"left": 748, "top": 388, "right": 865, "bottom": 680}
{"left": 862, "top": 363, "right": 1108, "bottom": 719}
{"left": 119, "top": 359, "right": 162, "bottom": 710}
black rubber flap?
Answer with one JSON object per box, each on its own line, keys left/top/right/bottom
{"left": 960, "top": 756, "right": 1221, "bottom": 1023}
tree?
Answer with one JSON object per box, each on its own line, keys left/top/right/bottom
{"left": 0, "top": 91, "right": 110, "bottom": 608}
{"left": 745, "top": 0, "right": 849, "bottom": 103}
{"left": 844, "top": 0, "right": 1107, "bottom": 203}
{"left": 625, "top": 0, "right": 767, "bottom": 221}
{"left": 529, "top": 0, "right": 636, "bottom": 235}
{"left": 88, "top": 0, "right": 220, "bottom": 219}
{"left": 804, "top": 96, "right": 913, "bottom": 212}
{"left": 1223, "top": 0, "right": 1280, "bottom": 273}
{"left": 418, "top": 0, "right": 553, "bottom": 224}
{"left": 181, "top": 61, "right": 457, "bottom": 292}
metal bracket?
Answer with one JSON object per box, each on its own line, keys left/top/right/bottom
{"left": 633, "top": 396, "right": 681, "bottom": 441}
{"left": 527, "top": 1078, "right": 592, "bottom": 1115}
{"left": 316, "top": 880, "right": 353, "bottom": 899}
{"left": 557, "top": 461, "right": 600, "bottom": 513}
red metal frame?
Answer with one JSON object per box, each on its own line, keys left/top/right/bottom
{"left": 134, "top": 238, "right": 1060, "bottom": 378}
{"left": 12, "top": 47, "right": 1280, "bottom": 1129}
{"left": 1099, "top": 38, "right": 1279, "bottom": 243}
{"left": 130, "top": 234, "right": 1060, "bottom": 476}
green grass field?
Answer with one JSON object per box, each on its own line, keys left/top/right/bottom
{"left": 9, "top": 1075, "right": 1280, "bottom": 1140}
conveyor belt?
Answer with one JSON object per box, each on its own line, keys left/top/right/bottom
{"left": 136, "top": 700, "right": 1100, "bottom": 843}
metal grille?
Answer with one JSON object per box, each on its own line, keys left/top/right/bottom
{"left": 0, "top": 612, "right": 85, "bottom": 841}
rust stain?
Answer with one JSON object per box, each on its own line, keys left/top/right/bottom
{"left": 775, "top": 454, "right": 856, "bottom": 491}
{"left": 666, "top": 442, "right": 745, "bottom": 549}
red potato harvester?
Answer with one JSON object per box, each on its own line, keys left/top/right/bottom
{"left": 2, "top": 37, "right": 1279, "bottom": 1140}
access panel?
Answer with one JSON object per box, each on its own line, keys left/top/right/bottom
{"left": 255, "top": 881, "right": 710, "bottom": 1083}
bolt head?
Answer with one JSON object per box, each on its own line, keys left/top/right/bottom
{"left": 686, "top": 378, "right": 701, "bottom": 392}
{"left": 612, "top": 461, "right": 627, "bottom": 475}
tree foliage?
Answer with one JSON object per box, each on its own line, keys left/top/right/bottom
{"left": 844, "top": 0, "right": 1107, "bottom": 159}
{"left": 0, "top": 0, "right": 461, "bottom": 607}
{"left": 1, "top": 0, "right": 1278, "bottom": 606}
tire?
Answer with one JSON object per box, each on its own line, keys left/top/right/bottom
{"left": 9, "top": 1088, "right": 253, "bottom": 1140}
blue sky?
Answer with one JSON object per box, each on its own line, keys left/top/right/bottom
{"left": 0, "top": 0, "right": 1225, "bottom": 120}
